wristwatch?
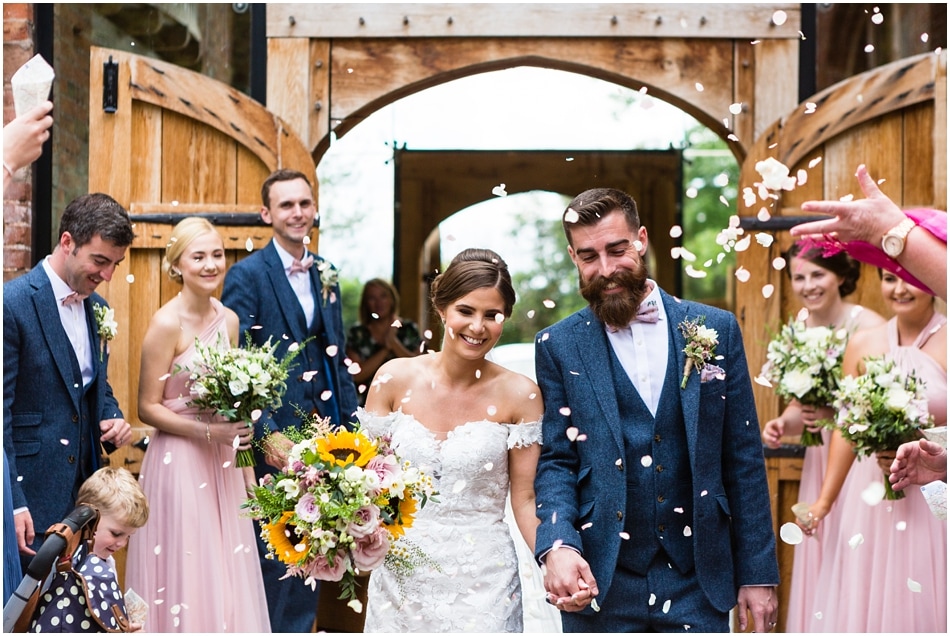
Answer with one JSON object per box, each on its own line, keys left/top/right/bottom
{"left": 881, "top": 217, "right": 916, "bottom": 258}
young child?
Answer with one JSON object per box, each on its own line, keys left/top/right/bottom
{"left": 29, "top": 466, "right": 149, "bottom": 632}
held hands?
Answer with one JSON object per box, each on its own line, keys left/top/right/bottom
{"left": 542, "top": 547, "right": 599, "bottom": 613}
{"left": 99, "top": 418, "right": 132, "bottom": 447}
{"left": 794, "top": 500, "right": 828, "bottom": 537}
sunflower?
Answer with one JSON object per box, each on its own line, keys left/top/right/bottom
{"left": 263, "top": 511, "right": 310, "bottom": 565}
{"left": 315, "top": 429, "right": 378, "bottom": 468}
{"left": 383, "top": 490, "right": 418, "bottom": 538}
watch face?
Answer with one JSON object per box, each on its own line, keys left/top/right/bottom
{"left": 883, "top": 235, "right": 903, "bottom": 257}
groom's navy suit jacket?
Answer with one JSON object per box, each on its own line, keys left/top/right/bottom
{"left": 3, "top": 265, "right": 121, "bottom": 551}
{"left": 534, "top": 289, "right": 778, "bottom": 619}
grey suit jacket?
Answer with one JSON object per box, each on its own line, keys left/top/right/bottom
{"left": 3, "top": 265, "right": 121, "bottom": 546}
{"left": 221, "top": 241, "right": 358, "bottom": 475}
{"left": 533, "top": 289, "right": 779, "bottom": 613}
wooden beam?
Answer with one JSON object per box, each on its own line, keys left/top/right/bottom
{"left": 267, "top": 3, "right": 801, "bottom": 40}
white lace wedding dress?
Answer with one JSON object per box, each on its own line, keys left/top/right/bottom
{"left": 358, "top": 408, "right": 542, "bottom": 633}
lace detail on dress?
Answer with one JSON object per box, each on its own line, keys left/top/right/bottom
{"left": 506, "top": 419, "right": 542, "bottom": 449}
{"left": 357, "top": 409, "right": 526, "bottom": 633}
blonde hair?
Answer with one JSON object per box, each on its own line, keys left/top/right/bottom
{"left": 162, "top": 217, "right": 221, "bottom": 283}
{"left": 77, "top": 466, "right": 149, "bottom": 528}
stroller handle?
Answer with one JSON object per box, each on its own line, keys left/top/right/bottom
{"left": 3, "top": 504, "right": 99, "bottom": 632}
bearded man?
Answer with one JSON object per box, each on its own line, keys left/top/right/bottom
{"left": 532, "top": 187, "right": 780, "bottom": 633}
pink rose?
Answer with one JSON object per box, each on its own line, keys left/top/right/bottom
{"left": 346, "top": 505, "right": 380, "bottom": 539}
{"left": 303, "top": 550, "right": 350, "bottom": 582}
{"left": 365, "top": 455, "right": 398, "bottom": 493}
{"left": 351, "top": 526, "right": 389, "bottom": 571}
{"left": 294, "top": 493, "right": 321, "bottom": 524}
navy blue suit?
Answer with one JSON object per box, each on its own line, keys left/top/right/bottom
{"left": 534, "top": 289, "right": 779, "bottom": 631}
{"left": 3, "top": 266, "right": 121, "bottom": 560}
{"left": 222, "top": 240, "right": 358, "bottom": 632}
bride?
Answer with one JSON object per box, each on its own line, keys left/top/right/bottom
{"left": 358, "top": 248, "right": 544, "bottom": 632}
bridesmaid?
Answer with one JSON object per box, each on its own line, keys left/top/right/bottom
{"left": 802, "top": 270, "right": 946, "bottom": 632}
{"left": 125, "top": 217, "right": 270, "bottom": 632}
{"left": 760, "top": 242, "right": 884, "bottom": 631}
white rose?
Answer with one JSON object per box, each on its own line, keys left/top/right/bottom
{"left": 884, "top": 386, "right": 913, "bottom": 412}
{"left": 228, "top": 378, "right": 249, "bottom": 396}
{"left": 781, "top": 369, "right": 815, "bottom": 399}
{"left": 696, "top": 325, "right": 718, "bottom": 342}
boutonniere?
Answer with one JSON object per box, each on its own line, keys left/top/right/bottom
{"left": 316, "top": 260, "right": 339, "bottom": 306}
{"left": 92, "top": 302, "right": 117, "bottom": 361}
{"left": 678, "top": 316, "right": 719, "bottom": 389}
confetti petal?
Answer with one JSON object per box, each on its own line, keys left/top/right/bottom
{"left": 762, "top": 284, "right": 775, "bottom": 298}
{"left": 907, "top": 578, "right": 922, "bottom": 593}
{"left": 640, "top": 455, "right": 653, "bottom": 467}
{"left": 780, "top": 522, "right": 804, "bottom": 545}
{"left": 848, "top": 533, "right": 865, "bottom": 549}
{"left": 861, "top": 480, "right": 886, "bottom": 506}
{"left": 245, "top": 237, "right": 254, "bottom": 252}
{"left": 491, "top": 183, "right": 507, "bottom": 197}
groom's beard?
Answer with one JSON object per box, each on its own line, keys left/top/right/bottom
{"left": 580, "top": 265, "right": 650, "bottom": 330}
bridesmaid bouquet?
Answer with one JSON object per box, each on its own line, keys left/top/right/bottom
{"left": 832, "top": 356, "right": 933, "bottom": 500}
{"left": 242, "top": 416, "right": 438, "bottom": 609}
{"left": 760, "top": 318, "right": 849, "bottom": 446}
{"left": 187, "top": 335, "right": 302, "bottom": 467}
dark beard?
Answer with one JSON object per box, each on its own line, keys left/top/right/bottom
{"left": 580, "top": 266, "right": 649, "bottom": 330}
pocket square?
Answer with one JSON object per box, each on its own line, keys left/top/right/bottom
{"left": 700, "top": 364, "right": 726, "bottom": 383}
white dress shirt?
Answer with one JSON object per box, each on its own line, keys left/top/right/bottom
{"left": 42, "top": 257, "right": 94, "bottom": 387}
{"left": 605, "top": 280, "right": 668, "bottom": 416}
{"left": 273, "top": 240, "right": 315, "bottom": 327}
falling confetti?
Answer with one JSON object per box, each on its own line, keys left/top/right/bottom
{"left": 302, "top": 370, "right": 318, "bottom": 382}
{"left": 729, "top": 103, "right": 743, "bottom": 115}
{"left": 126, "top": 274, "right": 135, "bottom": 283}
{"left": 771, "top": 10, "right": 788, "bottom": 26}
{"left": 559, "top": 407, "right": 572, "bottom": 416}
{"left": 896, "top": 520, "right": 907, "bottom": 531}
{"left": 163, "top": 452, "right": 173, "bottom": 464}
{"left": 564, "top": 208, "right": 579, "bottom": 223}
{"left": 154, "top": 544, "right": 162, "bottom": 555}
{"left": 694, "top": 82, "right": 704, "bottom": 92}
{"left": 848, "top": 533, "right": 865, "bottom": 549}
{"left": 907, "top": 578, "right": 922, "bottom": 593}
{"left": 755, "top": 233, "right": 774, "bottom": 247}
{"left": 772, "top": 257, "right": 787, "bottom": 271}
{"left": 861, "top": 480, "right": 885, "bottom": 506}
{"left": 685, "top": 265, "right": 707, "bottom": 278}
{"left": 735, "top": 267, "right": 751, "bottom": 283}
{"left": 543, "top": 299, "right": 556, "bottom": 309}
{"left": 649, "top": 593, "right": 657, "bottom": 606}
{"left": 487, "top": 405, "right": 497, "bottom": 416}
{"left": 864, "top": 44, "right": 875, "bottom": 53}
{"left": 566, "top": 427, "right": 579, "bottom": 441}
{"left": 780, "top": 522, "right": 804, "bottom": 545}
{"left": 245, "top": 237, "right": 254, "bottom": 252}
{"left": 320, "top": 390, "right": 333, "bottom": 402}
{"left": 483, "top": 462, "right": 494, "bottom": 471}
{"left": 683, "top": 526, "right": 692, "bottom": 537}
{"left": 347, "top": 363, "right": 362, "bottom": 375}
{"left": 662, "top": 599, "right": 672, "bottom": 614}
{"left": 491, "top": 183, "right": 508, "bottom": 197}
{"left": 640, "top": 455, "right": 653, "bottom": 467}
{"left": 754, "top": 375, "right": 773, "bottom": 388}
{"left": 348, "top": 599, "right": 364, "bottom": 613}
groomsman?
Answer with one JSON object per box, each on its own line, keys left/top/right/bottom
{"left": 4, "top": 193, "right": 134, "bottom": 565}
{"left": 222, "top": 168, "right": 358, "bottom": 632}
{"left": 533, "top": 187, "right": 779, "bottom": 632}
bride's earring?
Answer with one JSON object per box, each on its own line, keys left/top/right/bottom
{"left": 170, "top": 267, "right": 181, "bottom": 278}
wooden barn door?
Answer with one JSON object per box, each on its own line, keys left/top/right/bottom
{"left": 86, "top": 45, "right": 315, "bottom": 545}
{"left": 734, "top": 50, "right": 946, "bottom": 632}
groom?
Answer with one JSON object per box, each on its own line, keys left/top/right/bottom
{"left": 533, "top": 188, "right": 779, "bottom": 632}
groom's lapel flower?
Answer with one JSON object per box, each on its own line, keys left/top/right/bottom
{"left": 678, "top": 315, "right": 719, "bottom": 389}
{"left": 316, "top": 259, "right": 339, "bottom": 306}
{"left": 92, "top": 302, "right": 117, "bottom": 361}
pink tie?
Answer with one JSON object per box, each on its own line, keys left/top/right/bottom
{"left": 289, "top": 254, "right": 314, "bottom": 275}
{"left": 62, "top": 292, "right": 85, "bottom": 307}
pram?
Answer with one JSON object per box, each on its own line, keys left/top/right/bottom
{"left": 2, "top": 504, "right": 131, "bottom": 632}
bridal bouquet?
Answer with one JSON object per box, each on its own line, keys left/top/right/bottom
{"left": 243, "top": 416, "right": 438, "bottom": 607}
{"left": 187, "top": 334, "right": 302, "bottom": 467}
{"left": 832, "top": 356, "right": 933, "bottom": 500}
{"left": 761, "top": 318, "right": 849, "bottom": 446}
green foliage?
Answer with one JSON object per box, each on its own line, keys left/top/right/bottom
{"left": 499, "top": 208, "right": 587, "bottom": 345}
{"left": 338, "top": 276, "right": 363, "bottom": 332}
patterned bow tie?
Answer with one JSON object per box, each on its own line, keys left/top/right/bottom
{"left": 289, "top": 254, "right": 314, "bottom": 275}
{"left": 634, "top": 303, "right": 659, "bottom": 323}
{"left": 62, "top": 292, "right": 86, "bottom": 307}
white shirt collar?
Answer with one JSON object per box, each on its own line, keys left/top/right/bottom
{"left": 42, "top": 256, "right": 78, "bottom": 303}
{"left": 272, "top": 239, "right": 308, "bottom": 271}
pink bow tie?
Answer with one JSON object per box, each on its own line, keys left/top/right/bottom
{"left": 62, "top": 292, "right": 86, "bottom": 307}
{"left": 635, "top": 303, "right": 659, "bottom": 323}
{"left": 289, "top": 254, "right": 314, "bottom": 275}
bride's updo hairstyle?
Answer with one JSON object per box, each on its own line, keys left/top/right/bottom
{"left": 163, "top": 216, "right": 219, "bottom": 284}
{"left": 430, "top": 248, "right": 516, "bottom": 318}
{"left": 784, "top": 240, "right": 861, "bottom": 298}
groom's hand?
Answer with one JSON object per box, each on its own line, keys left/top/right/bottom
{"left": 542, "top": 547, "right": 598, "bottom": 612}
{"left": 737, "top": 585, "right": 778, "bottom": 632}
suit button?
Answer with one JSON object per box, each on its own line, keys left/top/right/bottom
{"left": 617, "top": 461, "right": 623, "bottom": 471}
{"left": 72, "top": 415, "right": 79, "bottom": 423}
{"left": 657, "top": 495, "right": 665, "bottom": 503}
{"left": 654, "top": 434, "right": 662, "bottom": 442}
{"left": 67, "top": 456, "right": 76, "bottom": 464}
{"left": 616, "top": 511, "right": 623, "bottom": 521}
{"left": 656, "top": 465, "right": 664, "bottom": 473}
{"left": 658, "top": 524, "right": 666, "bottom": 533}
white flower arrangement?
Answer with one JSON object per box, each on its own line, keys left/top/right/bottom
{"left": 760, "top": 319, "right": 849, "bottom": 445}
{"left": 831, "top": 356, "right": 933, "bottom": 499}
{"left": 679, "top": 316, "right": 719, "bottom": 389}
{"left": 317, "top": 259, "right": 339, "bottom": 306}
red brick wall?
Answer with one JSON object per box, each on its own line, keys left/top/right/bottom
{"left": 3, "top": 2, "right": 36, "bottom": 281}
